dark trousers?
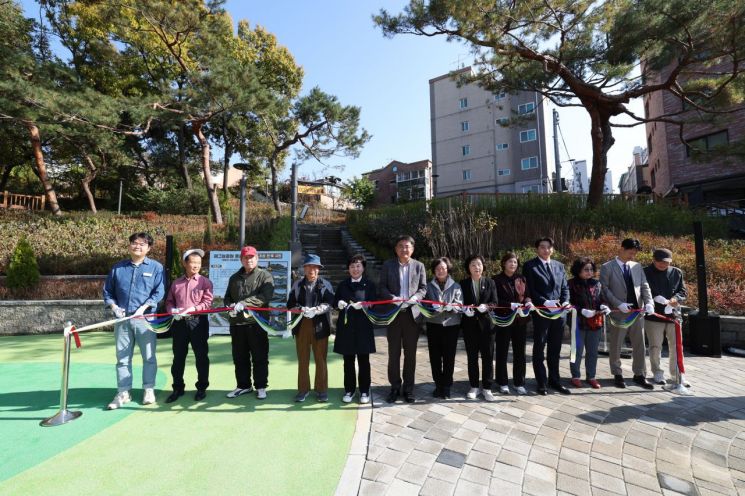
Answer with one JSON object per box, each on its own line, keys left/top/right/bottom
{"left": 532, "top": 314, "right": 565, "bottom": 387}
{"left": 171, "top": 316, "right": 210, "bottom": 391}
{"left": 495, "top": 322, "right": 527, "bottom": 387}
{"left": 344, "top": 354, "right": 371, "bottom": 394}
{"left": 229, "top": 322, "right": 269, "bottom": 389}
{"left": 426, "top": 323, "right": 459, "bottom": 388}
{"left": 386, "top": 309, "right": 420, "bottom": 394}
{"left": 462, "top": 325, "right": 494, "bottom": 389}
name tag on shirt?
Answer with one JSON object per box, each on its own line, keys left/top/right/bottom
{"left": 143, "top": 272, "right": 152, "bottom": 277}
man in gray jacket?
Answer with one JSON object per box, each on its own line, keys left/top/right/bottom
{"left": 599, "top": 238, "right": 655, "bottom": 389}
{"left": 379, "top": 235, "right": 427, "bottom": 403}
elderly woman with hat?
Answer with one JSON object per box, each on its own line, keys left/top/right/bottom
{"left": 287, "top": 254, "right": 335, "bottom": 402}
{"left": 164, "top": 248, "right": 214, "bottom": 402}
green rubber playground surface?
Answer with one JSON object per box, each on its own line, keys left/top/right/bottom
{"left": 0, "top": 333, "right": 356, "bottom": 495}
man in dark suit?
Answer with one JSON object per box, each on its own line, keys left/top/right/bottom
{"left": 379, "top": 235, "right": 427, "bottom": 403}
{"left": 523, "top": 237, "right": 571, "bottom": 395}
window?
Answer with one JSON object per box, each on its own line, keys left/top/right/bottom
{"left": 498, "top": 168, "right": 511, "bottom": 176}
{"left": 494, "top": 91, "right": 506, "bottom": 100}
{"left": 521, "top": 156, "right": 538, "bottom": 170}
{"left": 651, "top": 170, "right": 656, "bottom": 188}
{"left": 519, "top": 129, "right": 537, "bottom": 142}
{"left": 461, "top": 121, "right": 469, "bottom": 132}
{"left": 685, "top": 130, "right": 729, "bottom": 157}
{"left": 462, "top": 145, "right": 471, "bottom": 156}
{"left": 459, "top": 97, "right": 468, "bottom": 109}
{"left": 518, "top": 102, "right": 535, "bottom": 115}
{"left": 522, "top": 184, "right": 541, "bottom": 193}
{"left": 496, "top": 117, "right": 509, "bottom": 126}
{"left": 496, "top": 143, "right": 509, "bottom": 151}
{"left": 397, "top": 171, "right": 410, "bottom": 182}
{"left": 373, "top": 179, "right": 379, "bottom": 190}
{"left": 647, "top": 133, "right": 653, "bottom": 155}
{"left": 462, "top": 169, "right": 471, "bottom": 181}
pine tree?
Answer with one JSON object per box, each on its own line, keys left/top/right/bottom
{"left": 6, "top": 238, "right": 40, "bottom": 290}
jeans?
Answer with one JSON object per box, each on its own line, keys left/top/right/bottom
{"left": 570, "top": 328, "right": 600, "bottom": 379}
{"left": 115, "top": 318, "right": 157, "bottom": 392}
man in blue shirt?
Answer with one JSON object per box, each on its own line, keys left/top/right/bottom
{"left": 103, "top": 232, "right": 165, "bottom": 409}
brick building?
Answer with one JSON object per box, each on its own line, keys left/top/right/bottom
{"left": 362, "top": 159, "right": 433, "bottom": 206}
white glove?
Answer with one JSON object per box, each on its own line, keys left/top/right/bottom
{"left": 133, "top": 304, "right": 148, "bottom": 317}
{"left": 581, "top": 308, "right": 596, "bottom": 318}
{"left": 463, "top": 307, "right": 475, "bottom": 317}
{"left": 664, "top": 304, "right": 674, "bottom": 314}
{"left": 644, "top": 303, "right": 656, "bottom": 315}
{"left": 407, "top": 296, "right": 419, "bottom": 305}
{"left": 653, "top": 295, "right": 669, "bottom": 305}
{"left": 350, "top": 301, "right": 363, "bottom": 310}
{"left": 443, "top": 304, "right": 454, "bottom": 312}
{"left": 303, "top": 307, "right": 317, "bottom": 319}
{"left": 432, "top": 303, "right": 443, "bottom": 312}
{"left": 111, "top": 305, "right": 126, "bottom": 319}
{"left": 523, "top": 301, "right": 535, "bottom": 311}
{"left": 180, "top": 306, "right": 195, "bottom": 317}
{"left": 337, "top": 300, "right": 348, "bottom": 310}
{"left": 233, "top": 302, "right": 245, "bottom": 313}
{"left": 510, "top": 302, "right": 521, "bottom": 311}
{"left": 543, "top": 299, "right": 558, "bottom": 308}
{"left": 561, "top": 301, "right": 572, "bottom": 309}
{"left": 618, "top": 302, "right": 632, "bottom": 313}
{"left": 476, "top": 303, "right": 489, "bottom": 313}
{"left": 599, "top": 304, "right": 611, "bottom": 316}
{"left": 171, "top": 308, "right": 182, "bottom": 321}
{"left": 316, "top": 304, "right": 330, "bottom": 314}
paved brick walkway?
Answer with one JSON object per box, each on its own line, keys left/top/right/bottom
{"left": 350, "top": 329, "right": 745, "bottom": 496}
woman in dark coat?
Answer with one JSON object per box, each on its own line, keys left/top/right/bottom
{"left": 333, "top": 253, "right": 377, "bottom": 404}
{"left": 460, "top": 254, "right": 498, "bottom": 402}
{"left": 492, "top": 251, "right": 532, "bottom": 395}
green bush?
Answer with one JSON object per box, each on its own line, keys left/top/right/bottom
{"left": 124, "top": 185, "right": 210, "bottom": 215}
{"left": 6, "top": 238, "right": 40, "bottom": 290}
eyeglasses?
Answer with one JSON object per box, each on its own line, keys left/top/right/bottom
{"left": 130, "top": 242, "right": 149, "bottom": 247}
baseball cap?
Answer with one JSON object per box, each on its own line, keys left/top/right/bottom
{"left": 182, "top": 248, "right": 205, "bottom": 261}
{"left": 653, "top": 248, "right": 673, "bottom": 263}
{"left": 240, "top": 246, "right": 258, "bottom": 258}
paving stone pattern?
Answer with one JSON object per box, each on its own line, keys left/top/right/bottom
{"left": 357, "top": 328, "right": 745, "bottom": 496}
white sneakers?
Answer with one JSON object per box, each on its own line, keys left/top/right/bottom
{"left": 107, "top": 390, "right": 131, "bottom": 410}
{"left": 653, "top": 371, "right": 666, "bottom": 385}
{"left": 360, "top": 393, "right": 371, "bottom": 404}
{"left": 256, "top": 388, "right": 267, "bottom": 400}
{"left": 680, "top": 374, "right": 691, "bottom": 387}
{"left": 516, "top": 386, "right": 527, "bottom": 395}
{"left": 227, "top": 387, "right": 253, "bottom": 398}
{"left": 466, "top": 387, "right": 480, "bottom": 400}
{"left": 142, "top": 388, "right": 156, "bottom": 405}
{"left": 499, "top": 385, "right": 510, "bottom": 394}
{"left": 482, "top": 389, "right": 496, "bottom": 402}
{"left": 342, "top": 392, "right": 354, "bottom": 403}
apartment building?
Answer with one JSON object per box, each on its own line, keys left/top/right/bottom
{"left": 362, "top": 159, "right": 433, "bottom": 206}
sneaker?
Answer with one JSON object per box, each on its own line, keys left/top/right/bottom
{"left": 227, "top": 387, "right": 253, "bottom": 398}
{"left": 295, "top": 391, "right": 309, "bottom": 402}
{"left": 466, "top": 387, "right": 480, "bottom": 400}
{"left": 256, "top": 388, "right": 267, "bottom": 400}
{"left": 142, "top": 388, "right": 156, "bottom": 405}
{"left": 483, "top": 389, "right": 496, "bottom": 402}
{"left": 680, "top": 374, "right": 691, "bottom": 387}
{"left": 317, "top": 392, "right": 328, "bottom": 402}
{"left": 342, "top": 392, "right": 354, "bottom": 403}
{"left": 499, "top": 385, "right": 510, "bottom": 394}
{"left": 516, "top": 386, "right": 527, "bottom": 395}
{"left": 588, "top": 379, "right": 601, "bottom": 389}
{"left": 107, "top": 391, "right": 131, "bottom": 410}
{"left": 653, "top": 371, "right": 666, "bottom": 385}
{"left": 570, "top": 378, "right": 583, "bottom": 388}
{"left": 359, "top": 393, "right": 371, "bottom": 404}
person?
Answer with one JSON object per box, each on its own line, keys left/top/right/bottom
{"left": 379, "top": 235, "right": 427, "bottom": 403}
{"left": 643, "top": 248, "right": 689, "bottom": 386}
{"left": 333, "top": 254, "right": 377, "bottom": 404}
{"left": 523, "top": 237, "right": 571, "bottom": 395}
{"left": 568, "top": 257, "right": 610, "bottom": 389}
{"left": 287, "top": 254, "right": 335, "bottom": 402}
{"left": 103, "top": 232, "right": 165, "bottom": 410}
{"left": 460, "top": 254, "right": 498, "bottom": 402}
{"left": 599, "top": 238, "right": 655, "bottom": 389}
{"left": 164, "top": 248, "right": 214, "bottom": 402}
{"left": 492, "top": 252, "right": 531, "bottom": 395}
{"left": 224, "top": 245, "right": 275, "bottom": 400}
{"left": 424, "top": 257, "right": 463, "bottom": 400}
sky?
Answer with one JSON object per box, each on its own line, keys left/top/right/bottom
{"left": 20, "top": 0, "right": 646, "bottom": 190}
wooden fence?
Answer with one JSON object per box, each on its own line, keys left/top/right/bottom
{"left": 0, "top": 191, "right": 45, "bottom": 211}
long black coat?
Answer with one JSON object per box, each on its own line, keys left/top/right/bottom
{"left": 460, "top": 277, "right": 497, "bottom": 334}
{"left": 333, "top": 277, "right": 377, "bottom": 355}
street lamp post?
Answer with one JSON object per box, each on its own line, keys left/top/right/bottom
{"left": 233, "top": 162, "right": 251, "bottom": 249}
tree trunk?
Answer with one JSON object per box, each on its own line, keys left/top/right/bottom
{"left": 81, "top": 153, "right": 98, "bottom": 214}
{"left": 586, "top": 107, "right": 615, "bottom": 209}
{"left": 25, "top": 122, "right": 62, "bottom": 215}
{"left": 193, "top": 120, "right": 223, "bottom": 224}
{"left": 222, "top": 140, "right": 232, "bottom": 194}
{"left": 177, "top": 120, "right": 192, "bottom": 190}
{"left": 0, "top": 163, "right": 15, "bottom": 191}
{"left": 269, "top": 156, "right": 280, "bottom": 212}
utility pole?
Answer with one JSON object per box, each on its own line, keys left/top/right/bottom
{"left": 553, "top": 109, "right": 562, "bottom": 193}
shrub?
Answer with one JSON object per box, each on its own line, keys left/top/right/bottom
{"left": 6, "top": 237, "right": 40, "bottom": 290}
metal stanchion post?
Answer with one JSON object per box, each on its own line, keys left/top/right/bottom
{"left": 664, "top": 317, "right": 692, "bottom": 396}
{"left": 41, "top": 322, "right": 83, "bottom": 427}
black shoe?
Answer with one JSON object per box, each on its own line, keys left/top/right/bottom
{"left": 165, "top": 389, "right": 184, "bottom": 403}
{"left": 633, "top": 375, "right": 654, "bottom": 390}
{"left": 386, "top": 389, "right": 400, "bottom": 403}
{"left": 432, "top": 386, "right": 443, "bottom": 399}
{"left": 442, "top": 388, "right": 451, "bottom": 399}
{"left": 194, "top": 390, "right": 206, "bottom": 401}
{"left": 403, "top": 392, "right": 415, "bottom": 403}
{"left": 614, "top": 375, "right": 627, "bottom": 388}
{"left": 549, "top": 382, "right": 571, "bottom": 395}
{"left": 536, "top": 386, "right": 548, "bottom": 396}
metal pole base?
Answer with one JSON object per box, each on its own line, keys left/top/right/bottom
{"left": 40, "top": 409, "right": 82, "bottom": 427}
{"left": 664, "top": 384, "right": 693, "bottom": 396}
